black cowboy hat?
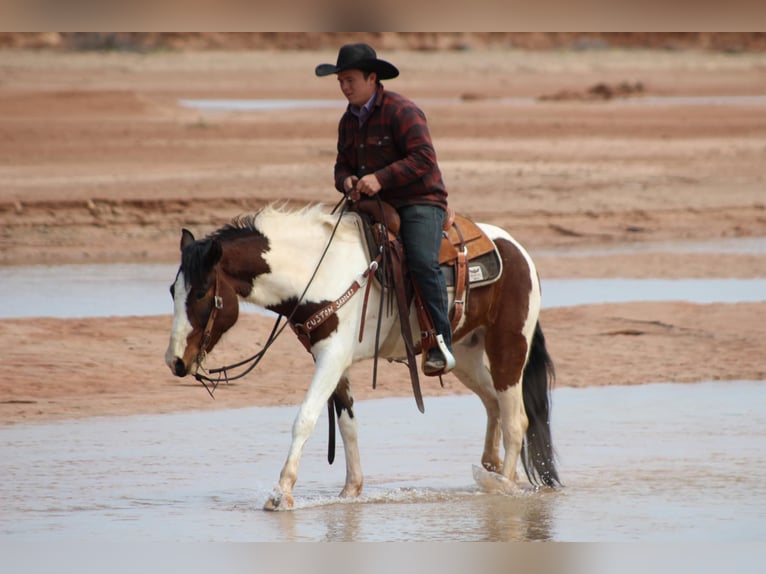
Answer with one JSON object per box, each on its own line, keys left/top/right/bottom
{"left": 315, "top": 43, "right": 399, "bottom": 80}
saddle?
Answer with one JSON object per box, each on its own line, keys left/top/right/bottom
{"left": 351, "top": 199, "right": 502, "bottom": 407}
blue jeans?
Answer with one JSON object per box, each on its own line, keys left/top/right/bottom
{"left": 397, "top": 204, "right": 452, "bottom": 351}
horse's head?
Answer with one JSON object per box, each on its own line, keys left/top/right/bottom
{"left": 164, "top": 228, "right": 240, "bottom": 377}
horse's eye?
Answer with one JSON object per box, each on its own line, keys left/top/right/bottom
{"left": 195, "top": 289, "right": 207, "bottom": 301}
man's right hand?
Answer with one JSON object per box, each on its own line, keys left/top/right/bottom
{"left": 344, "top": 176, "right": 360, "bottom": 201}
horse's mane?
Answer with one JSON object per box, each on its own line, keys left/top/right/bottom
{"left": 209, "top": 203, "right": 339, "bottom": 242}
{"left": 182, "top": 203, "right": 350, "bottom": 285}
{"left": 252, "top": 202, "right": 355, "bottom": 238}
{"left": 180, "top": 214, "right": 263, "bottom": 285}
{"left": 209, "top": 213, "right": 262, "bottom": 242}
{"left": 181, "top": 238, "right": 216, "bottom": 286}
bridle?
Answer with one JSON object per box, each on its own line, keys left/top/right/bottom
{"left": 196, "top": 269, "right": 223, "bottom": 367}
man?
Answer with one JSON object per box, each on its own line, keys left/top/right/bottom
{"left": 316, "top": 43, "right": 455, "bottom": 375}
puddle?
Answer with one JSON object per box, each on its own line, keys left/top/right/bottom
{"left": 179, "top": 95, "right": 766, "bottom": 113}
{"left": 535, "top": 236, "right": 766, "bottom": 257}
{"left": 543, "top": 277, "right": 766, "bottom": 307}
{"left": 179, "top": 98, "right": 344, "bottom": 112}
{"left": 0, "top": 263, "right": 175, "bottom": 319}
{"left": 2, "top": 263, "right": 765, "bottom": 319}
{"left": 1, "top": 380, "right": 763, "bottom": 541}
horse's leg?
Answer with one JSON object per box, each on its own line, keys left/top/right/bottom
{"left": 485, "top": 330, "right": 530, "bottom": 485}
{"left": 264, "top": 344, "right": 351, "bottom": 511}
{"left": 333, "top": 374, "right": 364, "bottom": 498}
{"left": 452, "top": 329, "right": 502, "bottom": 473}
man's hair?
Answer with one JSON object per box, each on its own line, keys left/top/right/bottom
{"left": 362, "top": 70, "right": 382, "bottom": 86}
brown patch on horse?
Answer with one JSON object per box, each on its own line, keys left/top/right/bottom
{"left": 219, "top": 239, "right": 271, "bottom": 299}
{"left": 269, "top": 297, "right": 341, "bottom": 347}
{"left": 454, "top": 238, "right": 533, "bottom": 392}
{"left": 332, "top": 375, "right": 355, "bottom": 418}
{"left": 182, "top": 273, "right": 241, "bottom": 365}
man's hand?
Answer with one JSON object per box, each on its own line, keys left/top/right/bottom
{"left": 356, "top": 174, "right": 382, "bottom": 197}
{"left": 343, "top": 175, "right": 360, "bottom": 201}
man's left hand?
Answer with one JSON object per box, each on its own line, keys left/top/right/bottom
{"left": 356, "top": 174, "right": 382, "bottom": 196}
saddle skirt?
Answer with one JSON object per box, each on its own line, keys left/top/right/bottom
{"left": 438, "top": 214, "right": 502, "bottom": 288}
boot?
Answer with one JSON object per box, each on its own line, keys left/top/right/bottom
{"left": 423, "top": 334, "right": 455, "bottom": 376}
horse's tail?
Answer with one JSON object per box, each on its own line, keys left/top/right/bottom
{"left": 521, "top": 321, "right": 560, "bottom": 487}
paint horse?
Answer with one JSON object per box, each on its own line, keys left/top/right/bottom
{"left": 164, "top": 204, "right": 559, "bottom": 510}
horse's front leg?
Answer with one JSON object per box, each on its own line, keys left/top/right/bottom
{"left": 264, "top": 344, "right": 351, "bottom": 511}
{"left": 333, "top": 374, "right": 363, "bottom": 498}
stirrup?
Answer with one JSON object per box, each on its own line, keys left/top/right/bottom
{"left": 435, "top": 334, "right": 456, "bottom": 373}
{"left": 423, "top": 334, "right": 455, "bottom": 376}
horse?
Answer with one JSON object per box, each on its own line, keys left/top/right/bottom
{"left": 164, "top": 203, "right": 559, "bottom": 510}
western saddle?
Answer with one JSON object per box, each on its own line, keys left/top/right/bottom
{"left": 350, "top": 199, "right": 501, "bottom": 410}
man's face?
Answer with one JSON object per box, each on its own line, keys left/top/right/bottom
{"left": 337, "top": 69, "right": 377, "bottom": 107}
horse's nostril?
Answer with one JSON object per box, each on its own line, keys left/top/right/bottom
{"left": 173, "top": 358, "right": 187, "bottom": 377}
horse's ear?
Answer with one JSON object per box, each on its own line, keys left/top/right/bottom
{"left": 180, "top": 228, "right": 195, "bottom": 251}
{"left": 203, "top": 239, "right": 223, "bottom": 269}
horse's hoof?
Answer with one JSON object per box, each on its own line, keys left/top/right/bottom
{"left": 339, "top": 484, "right": 363, "bottom": 498}
{"left": 263, "top": 489, "right": 294, "bottom": 511}
{"left": 472, "top": 464, "right": 523, "bottom": 495}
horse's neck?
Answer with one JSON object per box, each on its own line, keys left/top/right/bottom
{"left": 234, "top": 219, "right": 365, "bottom": 308}
{"left": 218, "top": 235, "right": 271, "bottom": 299}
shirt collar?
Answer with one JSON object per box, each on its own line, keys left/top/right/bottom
{"left": 349, "top": 89, "right": 378, "bottom": 126}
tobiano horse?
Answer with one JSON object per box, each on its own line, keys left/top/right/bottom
{"left": 164, "top": 203, "right": 559, "bottom": 510}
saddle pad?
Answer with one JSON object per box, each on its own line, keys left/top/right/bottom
{"left": 441, "top": 248, "right": 502, "bottom": 288}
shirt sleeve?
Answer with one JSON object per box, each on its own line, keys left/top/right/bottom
{"left": 333, "top": 119, "right": 354, "bottom": 193}
{"left": 374, "top": 102, "right": 437, "bottom": 190}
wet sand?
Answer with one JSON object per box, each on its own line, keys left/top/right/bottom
{"left": 1, "top": 47, "right": 765, "bottom": 425}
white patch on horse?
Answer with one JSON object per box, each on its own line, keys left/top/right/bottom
{"left": 164, "top": 272, "right": 193, "bottom": 369}
{"left": 248, "top": 205, "right": 368, "bottom": 309}
{"left": 478, "top": 222, "right": 542, "bottom": 343}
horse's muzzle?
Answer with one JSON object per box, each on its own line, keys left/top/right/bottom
{"left": 173, "top": 358, "right": 188, "bottom": 377}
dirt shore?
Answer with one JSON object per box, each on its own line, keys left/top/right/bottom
{"left": 1, "top": 47, "right": 764, "bottom": 425}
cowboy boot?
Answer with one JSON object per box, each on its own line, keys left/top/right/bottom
{"left": 423, "top": 333, "right": 456, "bottom": 375}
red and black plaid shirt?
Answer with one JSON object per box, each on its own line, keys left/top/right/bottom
{"left": 334, "top": 85, "right": 448, "bottom": 210}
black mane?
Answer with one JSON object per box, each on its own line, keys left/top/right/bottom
{"left": 181, "top": 214, "right": 264, "bottom": 286}
{"left": 209, "top": 214, "right": 263, "bottom": 243}
{"left": 181, "top": 238, "right": 214, "bottom": 287}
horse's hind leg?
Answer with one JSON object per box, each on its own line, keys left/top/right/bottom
{"left": 486, "top": 331, "right": 529, "bottom": 484}
{"left": 452, "top": 330, "right": 502, "bottom": 473}
{"left": 333, "top": 374, "right": 363, "bottom": 498}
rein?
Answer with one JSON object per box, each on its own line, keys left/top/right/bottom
{"left": 193, "top": 200, "right": 352, "bottom": 397}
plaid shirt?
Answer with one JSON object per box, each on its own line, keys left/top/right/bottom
{"left": 334, "top": 85, "right": 448, "bottom": 210}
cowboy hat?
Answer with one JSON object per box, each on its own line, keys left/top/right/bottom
{"left": 315, "top": 43, "right": 399, "bottom": 80}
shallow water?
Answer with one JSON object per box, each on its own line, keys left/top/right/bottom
{"left": 3, "top": 262, "right": 766, "bottom": 319}
{"left": 1, "top": 380, "right": 764, "bottom": 541}
{"left": 179, "top": 95, "right": 766, "bottom": 113}
{"left": 536, "top": 236, "right": 766, "bottom": 257}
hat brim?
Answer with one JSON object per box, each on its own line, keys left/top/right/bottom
{"left": 315, "top": 58, "right": 399, "bottom": 80}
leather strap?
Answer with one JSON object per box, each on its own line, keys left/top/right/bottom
{"left": 198, "top": 270, "right": 223, "bottom": 363}
{"left": 389, "top": 239, "right": 425, "bottom": 413}
{"left": 450, "top": 221, "right": 469, "bottom": 331}
{"left": 291, "top": 255, "right": 381, "bottom": 352}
